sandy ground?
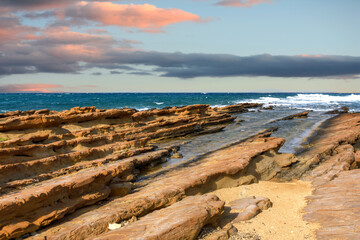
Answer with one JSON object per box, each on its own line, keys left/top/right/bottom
{"left": 209, "top": 180, "right": 320, "bottom": 240}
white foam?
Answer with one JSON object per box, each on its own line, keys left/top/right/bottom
{"left": 154, "top": 102, "right": 164, "bottom": 105}
{"left": 136, "top": 107, "right": 150, "bottom": 111}
{"left": 210, "top": 104, "right": 227, "bottom": 108}
{"left": 237, "top": 94, "right": 360, "bottom": 111}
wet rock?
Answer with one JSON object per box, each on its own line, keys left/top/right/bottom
{"left": 215, "top": 103, "right": 263, "bottom": 114}
{"left": 278, "top": 113, "right": 360, "bottom": 181}
{"left": 262, "top": 105, "right": 274, "bottom": 110}
{"left": 324, "top": 106, "right": 349, "bottom": 114}
{"left": 268, "top": 111, "right": 312, "bottom": 123}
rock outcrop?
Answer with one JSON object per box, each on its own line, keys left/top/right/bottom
{"left": 1, "top": 103, "right": 360, "bottom": 240}
{"left": 0, "top": 104, "right": 240, "bottom": 239}
{"left": 93, "top": 195, "right": 224, "bottom": 240}
{"left": 304, "top": 169, "right": 360, "bottom": 240}
{"left": 229, "top": 196, "right": 272, "bottom": 222}
{"left": 268, "top": 110, "right": 312, "bottom": 123}
{"left": 28, "top": 133, "right": 284, "bottom": 240}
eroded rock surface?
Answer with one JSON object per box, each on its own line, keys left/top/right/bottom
{"left": 0, "top": 103, "right": 268, "bottom": 240}
{"left": 93, "top": 195, "right": 224, "bottom": 240}
{"left": 29, "top": 133, "right": 284, "bottom": 240}
{"left": 229, "top": 196, "right": 272, "bottom": 222}
{"left": 304, "top": 169, "right": 360, "bottom": 240}
{"left": 268, "top": 110, "right": 311, "bottom": 123}
{"left": 1, "top": 104, "right": 360, "bottom": 240}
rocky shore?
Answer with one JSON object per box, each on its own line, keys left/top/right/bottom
{"left": 0, "top": 104, "right": 359, "bottom": 240}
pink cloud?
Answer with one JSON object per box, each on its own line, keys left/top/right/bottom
{"left": 299, "top": 54, "right": 324, "bottom": 58}
{"left": 0, "top": 84, "right": 63, "bottom": 93}
{"left": 215, "top": 0, "right": 272, "bottom": 7}
{"left": 0, "top": 16, "right": 40, "bottom": 44}
{"left": 61, "top": 2, "right": 202, "bottom": 33}
{"left": 0, "top": 0, "right": 130, "bottom": 12}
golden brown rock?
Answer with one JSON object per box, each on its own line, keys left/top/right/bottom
{"left": 92, "top": 195, "right": 224, "bottom": 240}
{"left": 0, "top": 105, "right": 240, "bottom": 239}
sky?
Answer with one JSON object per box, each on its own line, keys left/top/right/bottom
{"left": 0, "top": 0, "right": 360, "bottom": 93}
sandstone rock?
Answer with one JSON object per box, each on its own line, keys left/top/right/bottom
{"left": 109, "top": 182, "right": 132, "bottom": 197}
{"left": 278, "top": 113, "right": 360, "bottom": 181}
{"left": 273, "top": 153, "right": 298, "bottom": 168}
{"left": 324, "top": 106, "right": 349, "bottom": 114}
{"left": 215, "top": 103, "right": 263, "bottom": 114}
{"left": 262, "top": 105, "right": 274, "bottom": 110}
{"left": 268, "top": 111, "right": 312, "bottom": 123}
{"left": 29, "top": 135, "right": 284, "bottom": 240}
{"left": 171, "top": 152, "right": 183, "bottom": 159}
{"left": 0, "top": 104, "right": 242, "bottom": 239}
{"left": 304, "top": 169, "right": 360, "bottom": 240}
{"left": 92, "top": 195, "right": 224, "bottom": 240}
{"left": 204, "top": 224, "right": 238, "bottom": 240}
{"left": 229, "top": 196, "right": 272, "bottom": 222}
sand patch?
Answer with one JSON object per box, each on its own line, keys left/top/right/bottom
{"left": 209, "top": 180, "right": 319, "bottom": 240}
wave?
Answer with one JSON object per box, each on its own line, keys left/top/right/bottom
{"left": 237, "top": 93, "right": 360, "bottom": 111}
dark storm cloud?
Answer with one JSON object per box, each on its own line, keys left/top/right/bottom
{"left": 101, "top": 51, "right": 360, "bottom": 79}
{"left": 2, "top": 45, "right": 360, "bottom": 78}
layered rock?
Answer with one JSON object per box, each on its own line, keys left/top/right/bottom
{"left": 214, "top": 103, "right": 263, "bottom": 114}
{"left": 304, "top": 169, "right": 360, "bottom": 240}
{"left": 278, "top": 113, "right": 360, "bottom": 180}
{"left": 0, "top": 104, "right": 239, "bottom": 239}
{"left": 268, "top": 110, "right": 311, "bottom": 123}
{"left": 92, "top": 195, "right": 224, "bottom": 240}
{"left": 28, "top": 132, "right": 284, "bottom": 240}
{"left": 229, "top": 196, "right": 272, "bottom": 222}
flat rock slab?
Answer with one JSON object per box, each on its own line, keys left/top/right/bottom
{"left": 92, "top": 195, "right": 224, "bottom": 240}
{"left": 304, "top": 169, "right": 360, "bottom": 240}
{"left": 229, "top": 196, "right": 272, "bottom": 222}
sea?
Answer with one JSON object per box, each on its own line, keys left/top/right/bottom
{"left": 1, "top": 92, "right": 360, "bottom": 112}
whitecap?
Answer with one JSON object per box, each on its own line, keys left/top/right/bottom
{"left": 236, "top": 93, "right": 360, "bottom": 111}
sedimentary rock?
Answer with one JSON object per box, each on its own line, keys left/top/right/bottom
{"left": 92, "top": 195, "right": 224, "bottom": 240}
{"left": 324, "top": 106, "right": 349, "bottom": 114}
{"left": 229, "top": 196, "right": 272, "bottom": 222}
{"left": 277, "top": 113, "right": 360, "bottom": 180}
{"left": 28, "top": 133, "right": 284, "bottom": 240}
{"left": 304, "top": 169, "right": 360, "bottom": 240}
{"left": 215, "top": 103, "right": 263, "bottom": 114}
{"left": 0, "top": 104, "right": 240, "bottom": 239}
{"left": 268, "top": 110, "right": 311, "bottom": 123}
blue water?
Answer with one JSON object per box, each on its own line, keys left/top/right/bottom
{"left": 1, "top": 92, "right": 360, "bottom": 112}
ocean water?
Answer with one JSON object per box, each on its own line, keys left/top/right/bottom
{"left": 1, "top": 92, "right": 360, "bottom": 113}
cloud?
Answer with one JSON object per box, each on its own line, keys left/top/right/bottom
{"left": 214, "top": 0, "right": 272, "bottom": 7}
{"left": 0, "top": 83, "right": 63, "bottom": 93}
{"left": 2, "top": 38, "right": 360, "bottom": 79}
{"left": 0, "top": 0, "right": 131, "bottom": 12}
{"left": 1, "top": 15, "right": 358, "bottom": 80}
{"left": 0, "top": 24, "right": 141, "bottom": 75}
{"left": 0, "top": 15, "right": 40, "bottom": 44}
{"left": 60, "top": 2, "right": 202, "bottom": 33}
